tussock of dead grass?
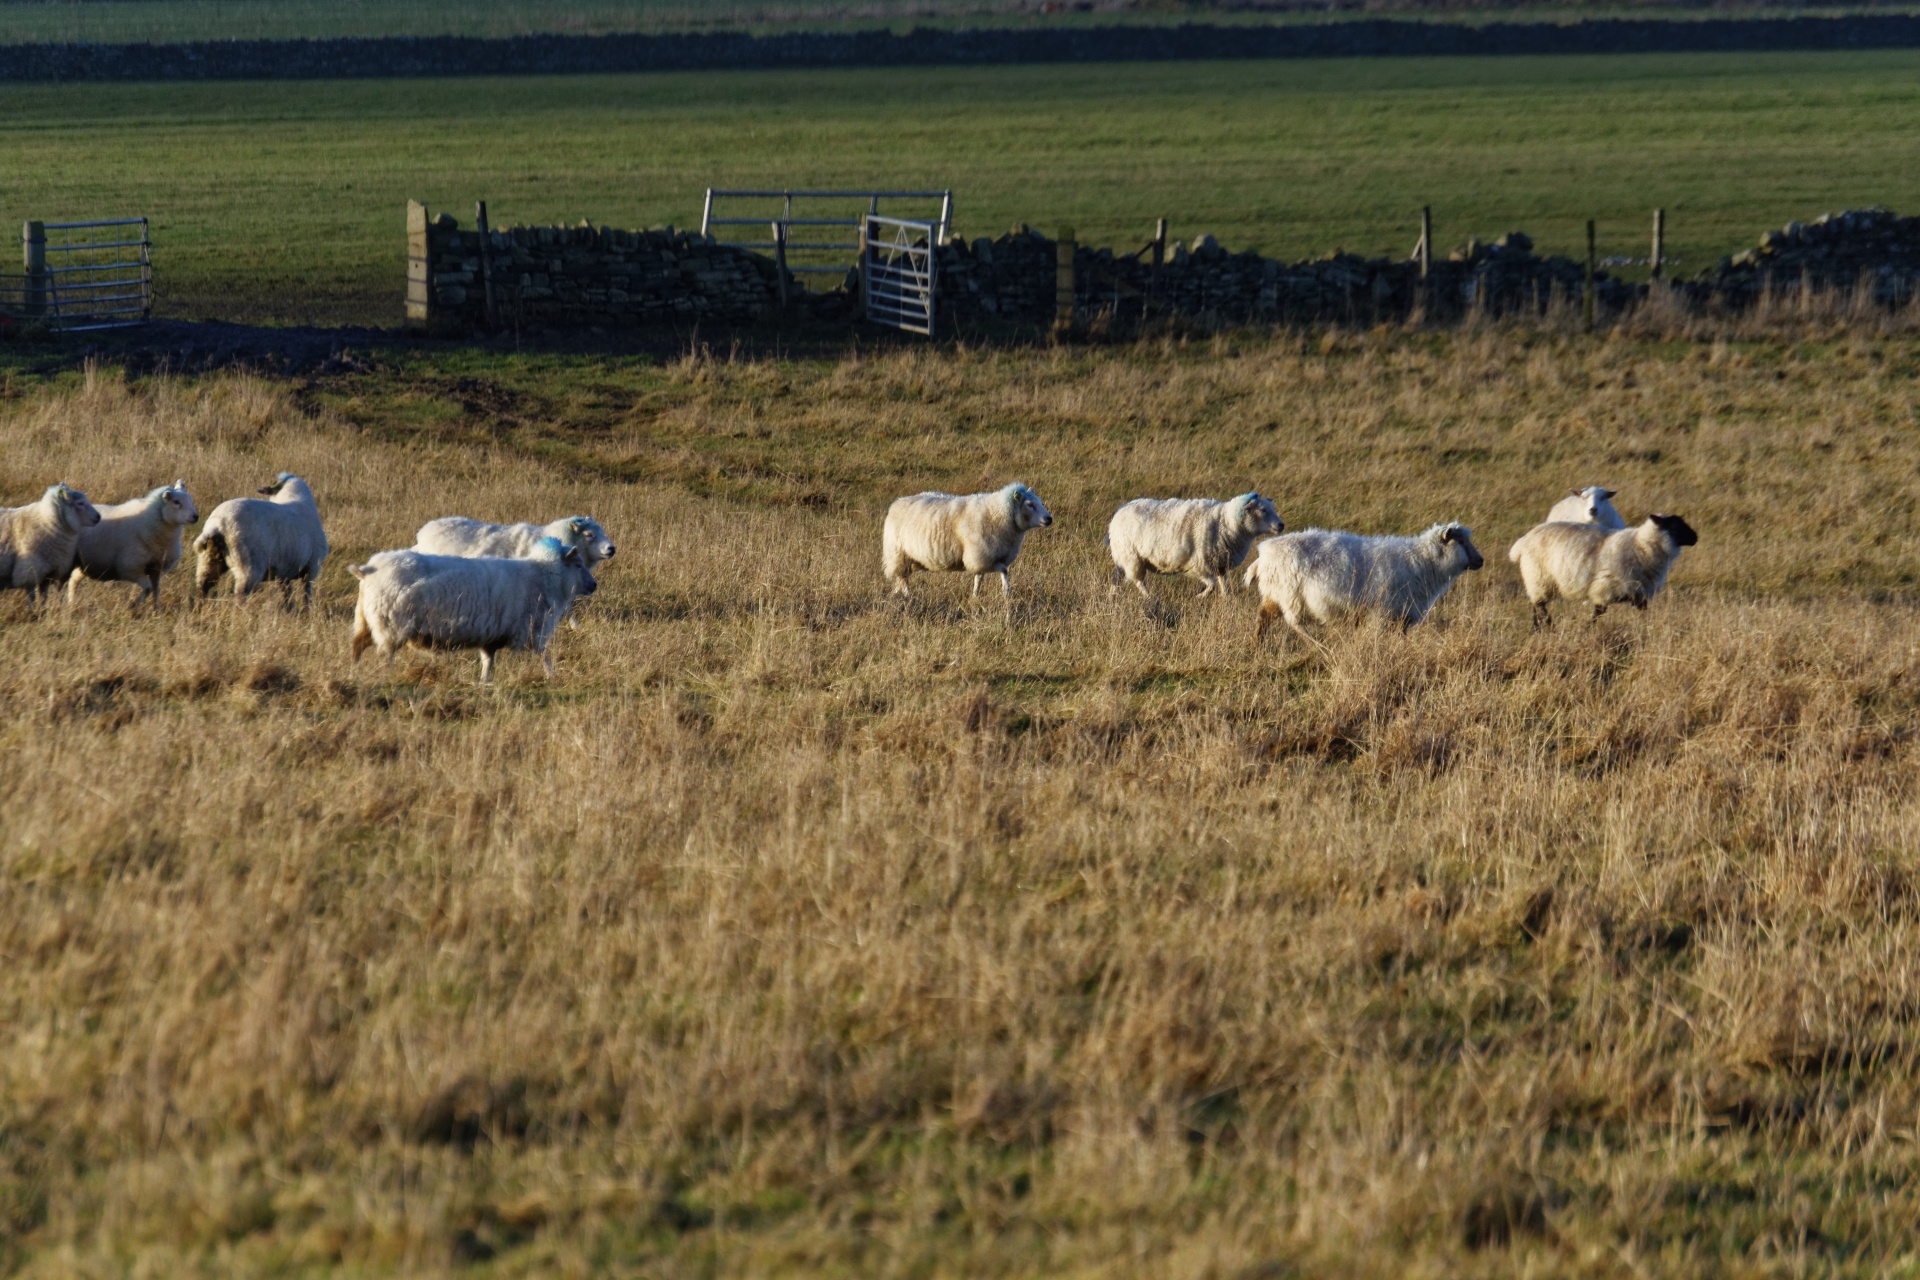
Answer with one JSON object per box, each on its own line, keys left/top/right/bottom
{"left": 3, "top": 331, "right": 1920, "bottom": 1275}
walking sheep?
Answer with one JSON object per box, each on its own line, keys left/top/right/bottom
{"left": 883, "top": 483, "right": 1053, "bottom": 598}
{"left": 193, "top": 472, "right": 329, "bottom": 606}
{"left": 1245, "top": 522, "right": 1485, "bottom": 647}
{"left": 67, "top": 481, "right": 198, "bottom": 610}
{"left": 1107, "top": 493, "right": 1283, "bottom": 599}
{"left": 0, "top": 484, "right": 101, "bottom": 605}
{"left": 1545, "top": 485, "right": 1625, "bottom": 530}
{"left": 414, "top": 513, "right": 616, "bottom": 628}
{"left": 1508, "top": 514, "right": 1698, "bottom": 629}
{"left": 349, "top": 537, "right": 597, "bottom": 684}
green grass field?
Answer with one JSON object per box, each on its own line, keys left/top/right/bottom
{"left": 5, "top": 0, "right": 1917, "bottom": 45}
{"left": 5, "top": 50, "right": 1920, "bottom": 326}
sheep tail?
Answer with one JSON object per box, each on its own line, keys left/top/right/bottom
{"left": 193, "top": 527, "right": 228, "bottom": 596}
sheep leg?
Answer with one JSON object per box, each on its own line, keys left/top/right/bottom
{"left": 1591, "top": 605, "right": 1608, "bottom": 622}
{"left": 65, "top": 568, "right": 82, "bottom": 608}
{"left": 1196, "top": 576, "right": 1216, "bottom": 598}
{"left": 1254, "top": 600, "right": 1281, "bottom": 646}
{"left": 1531, "top": 600, "right": 1553, "bottom": 631}
{"left": 478, "top": 649, "right": 496, "bottom": 685}
{"left": 302, "top": 575, "right": 315, "bottom": 611}
{"left": 1132, "top": 575, "right": 1152, "bottom": 601}
{"left": 145, "top": 572, "right": 163, "bottom": 612}
{"left": 1289, "top": 618, "right": 1334, "bottom": 658}
{"left": 997, "top": 570, "right": 1012, "bottom": 599}
{"left": 971, "top": 574, "right": 983, "bottom": 598}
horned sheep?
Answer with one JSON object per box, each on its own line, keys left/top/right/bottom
{"left": 1507, "top": 514, "right": 1698, "bottom": 628}
{"left": 1245, "top": 522, "right": 1485, "bottom": 647}
{"left": 67, "top": 481, "right": 199, "bottom": 610}
{"left": 349, "top": 537, "right": 597, "bottom": 684}
{"left": 1546, "top": 485, "right": 1625, "bottom": 530}
{"left": 192, "top": 472, "right": 329, "bottom": 606}
{"left": 882, "top": 483, "right": 1053, "bottom": 598}
{"left": 1107, "top": 493, "right": 1284, "bottom": 599}
{"left": 0, "top": 484, "right": 101, "bottom": 605}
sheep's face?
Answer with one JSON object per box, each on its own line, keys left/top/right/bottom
{"left": 1441, "top": 524, "right": 1484, "bottom": 571}
{"left": 1012, "top": 488, "right": 1053, "bottom": 531}
{"left": 563, "top": 545, "right": 598, "bottom": 597}
{"left": 1239, "top": 494, "right": 1283, "bottom": 537}
{"left": 1649, "top": 513, "right": 1698, "bottom": 547}
{"left": 569, "top": 517, "right": 616, "bottom": 563}
{"left": 257, "top": 472, "right": 296, "bottom": 497}
{"left": 55, "top": 485, "right": 102, "bottom": 532}
{"left": 162, "top": 482, "right": 198, "bottom": 526}
{"left": 1569, "top": 486, "right": 1618, "bottom": 522}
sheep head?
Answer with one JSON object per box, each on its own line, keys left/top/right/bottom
{"left": 52, "top": 484, "right": 102, "bottom": 532}
{"left": 1649, "top": 513, "right": 1698, "bottom": 547}
{"left": 161, "top": 480, "right": 199, "bottom": 526}
{"left": 1235, "top": 492, "right": 1284, "bottom": 537}
{"left": 1439, "top": 523, "right": 1484, "bottom": 571}
{"left": 1004, "top": 484, "right": 1052, "bottom": 531}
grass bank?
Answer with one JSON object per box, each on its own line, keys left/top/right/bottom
{"left": 2, "top": 325, "right": 1919, "bottom": 1274}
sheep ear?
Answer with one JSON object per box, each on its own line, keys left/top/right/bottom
{"left": 1598, "top": 488, "right": 1616, "bottom": 500}
{"left": 1566, "top": 488, "right": 1583, "bottom": 499}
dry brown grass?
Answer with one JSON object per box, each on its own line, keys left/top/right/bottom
{"left": 3, "top": 327, "right": 1920, "bottom": 1277}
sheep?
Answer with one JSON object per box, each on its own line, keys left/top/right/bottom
{"left": 0, "top": 484, "right": 102, "bottom": 605}
{"left": 348, "top": 537, "right": 598, "bottom": 684}
{"left": 1245, "top": 522, "right": 1485, "bottom": 647}
{"left": 1106, "top": 492, "right": 1284, "bottom": 599}
{"left": 413, "top": 513, "right": 616, "bottom": 568}
{"left": 1545, "top": 485, "right": 1625, "bottom": 530}
{"left": 882, "top": 483, "right": 1053, "bottom": 598}
{"left": 66, "top": 480, "right": 198, "bottom": 611}
{"left": 192, "top": 472, "right": 329, "bottom": 606}
{"left": 413, "top": 513, "right": 616, "bottom": 628}
{"left": 1507, "top": 514, "right": 1699, "bottom": 629}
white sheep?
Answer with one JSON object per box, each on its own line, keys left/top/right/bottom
{"left": 66, "top": 480, "right": 199, "bottom": 610}
{"left": 1545, "top": 485, "right": 1625, "bottom": 530}
{"left": 414, "top": 514, "right": 616, "bottom": 567}
{"left": 349, "top": 536, "right": 597, "bottom": 684}
{"left": 0, "top": 484, "right": 102, "bottom": 605}
{"left": 882, "top": 483, "right": 1053, "bottom": 598}
{"left": 1245, "top": 522, "right": 1485, "bottom": 647}
{"left": 1507, "top": 514, "right": 1699, "bottom": 628}
{"left": 1107, "top": 492, "right": 1284, "bottom": 599}
{"left": 414, "top": 513, "right": 616, "bottom": 628}
{"left": 192, "top": 472, "right": 329, "bottom": 606}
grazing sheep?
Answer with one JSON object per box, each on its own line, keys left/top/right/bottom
{"left": 0, "top": 484, "right": 101, "bottom": 605}
{"left": 1245, "top": 522, "right": 1485, "bottom": 647}
{"left": 349, "top": 537, "right": 598, "bottom": 684}
{"left": 67, "top": 481, "right": 199, "bottom": 610}
{"left": 192, "top": 472, "right": 329, "bottom": 606}
{"left": 1545, "top": 485, "right": 1625, "bottom": 530}
{"left": 1107, "top": 492, "right": 1284, "bottom": 599}
{"left": 1508, "top": 514, "right": 1699, "bottom": 628}
{"left": 882, "top": 483, "right": 1053, "bottom": 598}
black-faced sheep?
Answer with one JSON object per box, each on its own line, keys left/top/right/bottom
{"left": 193, "top": 472, "right": 329, "bottom": 606}
{"left": 1508, "top": 514, "right": 1698, "bottom": 628}
{"left": 882, "top": 483, "right": 1053, "bottom": 598}
{"left": 67, "top": 481, "right": 198, "bottom": 610}
{"left": 1107, "top": 493, "right": 1283, "bottom": 599}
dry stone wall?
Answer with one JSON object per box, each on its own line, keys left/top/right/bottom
{"left": 414, "top": 206, "right": 813, "bottom": 331}
{"left": 937, "top": 226, "right": 1634, "bottom": 327}
{"left": 1687, "top": 208, "right": 1920, "bottom": 307}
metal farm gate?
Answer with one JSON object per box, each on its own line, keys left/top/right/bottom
{"left": 1, "top": 218, "right": 153, "bottom": 332}
{"left": 701, "top": 189, "right": 951, "bottom": 280}
{"left": 860, "top": 215, "right": 937, "bottom": 336}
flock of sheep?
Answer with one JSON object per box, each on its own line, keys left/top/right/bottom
{"left": 0, "top": 472, "right": 1696, "bottom": 684}
{"left": 883, "top": 480, "right": 1699, "bottom": 648}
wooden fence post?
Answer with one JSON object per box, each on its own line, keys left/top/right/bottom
{"left": 1055, "top": 225, "right": 1076, "bottom": 335}
{"left": 475, "top": 200, "right": 499, "bottom": 329}
{"left": 772, "top": 220, "right": 790, "bottom": 313}
{"left": 1417, "top": 206, "right": 1431, "bottom": 279}
{"left": 1650, "top": 208, "right": 1665, "bottom": 283}
{"left": 22, "top": 221, "right": 46, "bottom": 320}
{"left": 405, "top": 201, "right": 432, "bottom": 330}
{"left": 1585, "top": 219, "right": 1597, "bottom": 333}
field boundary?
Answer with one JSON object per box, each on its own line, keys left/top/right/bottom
{"left": 4, "top": 15, "right": 1920, "bottom": 82}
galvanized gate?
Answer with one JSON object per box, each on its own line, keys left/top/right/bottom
{"left": 861, "top": 215, "right": 936, "bottom": 336}
{"left": 3, "top": 219, "right": 154, "bottom": 331}
{"left": 702, "top": 189, "right": 951, "bottom": 279}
